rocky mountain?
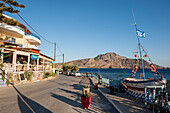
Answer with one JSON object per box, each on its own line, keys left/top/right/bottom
{"left": 65, "top": 52, "right": 165, "bottom": 69}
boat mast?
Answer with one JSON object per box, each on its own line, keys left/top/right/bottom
{"left": 132, "top": 10, "right": 145, "bottom": 79}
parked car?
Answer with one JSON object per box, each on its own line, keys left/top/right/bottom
{"left": 59, "top": 70, "right": 63, "bottom": 74}
{"left": 74, "top": 72, "right": 81, "bottom": 77}
{"left": 69, "top": 72, "right": 75, "bottom": 76}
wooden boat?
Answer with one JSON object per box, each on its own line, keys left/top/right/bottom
{"left": 123, "top": 11, "right": 167, "bottom": 100}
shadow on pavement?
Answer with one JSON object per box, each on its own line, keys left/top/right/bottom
{"left": 70, "top": 84, "right": 83, "bottom": 90}
{"left": 51, "top": 92, "right": 81, "bottom": 108}
{"left": 51, "top": 93, "right": 102, "bottom": 113}
{"left": 13, "top": 85, "right": 52, "bottom": 113}
{"left": 59, "top": 88, "right": 81, "bottom": 96}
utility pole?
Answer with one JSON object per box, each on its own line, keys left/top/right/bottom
{"left": 98, "top": 55, "right": 100, "bottom": 75}
{"left": 54, "top": 42, "right": 56, "bottom": 62}
{"left": 63, "top": 53, "right": 64, "bottom": 64}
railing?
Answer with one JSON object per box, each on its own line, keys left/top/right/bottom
{"left": 26, "top": 33, "right": 40, "bottom": 40}
{"left": 93, "top": 74, "right": 121, "bottom": 86}
{"left": 93, "top": 74, "right": 98, "bottom": 81}
{"left": 102, "top": 78, "right": 110, "bottom": 85}
{"left": 38, "top": 65, "right": 43, "bottom": 71}
{"left": 16, "top": 64, "right": 28, "bottom": 71}
{"left": 4, "top": 63, "right": 51, "bottom": 72}
{"left": 29, "top": 65, "right": 37, "bottom": 71}
{"left": 0, "top": 22, "right": 25, "bottom": 35}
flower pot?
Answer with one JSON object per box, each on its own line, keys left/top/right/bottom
{"left": 81, "top": 96, "right": 91, "bottom": 109}
{"left": 93, "top": 85, "right": 98, "bottom": 90}
{"left": 110, "top": 86, "right": 115, "bottom": 94}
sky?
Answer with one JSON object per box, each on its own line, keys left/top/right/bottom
{"left": 4, "top": 0, "right": 170, "bottom": 67}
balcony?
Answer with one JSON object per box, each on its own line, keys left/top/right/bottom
{"left": 30, "top": 45, "right": 38, "bottom": 49}
{"left": 26, "top": 33, "right": 41, "bottom": 45}
{"left": 0, "top": 23, "right": 25, "bottom": 38}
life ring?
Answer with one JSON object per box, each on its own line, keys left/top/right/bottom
{"left": 132, "top": 66, "right": 138, "bottom": 74}
{"left": 149, "top": 64, "right": 156, "bottom": 72}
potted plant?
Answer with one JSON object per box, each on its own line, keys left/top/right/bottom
{"left": 24, "top": 70, "right": 33, "bottom": 82}
{"left": 82, "top": 85, "right": 90, "bottom": 95}
{"left": 93, "top": 83, "right": 98, "bottom": 90}
{"left": 22, "top": 61, "right": 27, "bottom": 71}
{"left": 23, "top": 61, "right": 27, "bottom": 64}
{"left": 6, "top": 79, "right": 10, "bottom": 86}
{"left": 81, "top": 94, "right": 91, "bottom": 109}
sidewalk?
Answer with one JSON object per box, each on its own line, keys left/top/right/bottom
{"left": 76, "top": 76, "right": 118, "bottom": 112}
{"left": 90, "top": 78, "right": 152, "bottom": 113}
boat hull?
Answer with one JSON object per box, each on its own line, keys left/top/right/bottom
{"left": 123, "top": 77, "right": 166, "bottom": 100}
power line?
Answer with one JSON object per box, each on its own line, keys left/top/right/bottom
{"left": 17, "top": 13, "right": 54, "bottom": 44}
{"left": 6, "top": 2, "right": 64, "bottom": 58}
{"left": 17, "top": 13, "right": 64, "bottom": 55}
{"left": 57, "top": 44, "right": 62, "bottom": 54}
{"left": 8, "top": 3, "right": 54, "bottom": 44}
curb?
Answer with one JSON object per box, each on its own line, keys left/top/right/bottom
{"left": 90, "top": 78, "right": 123, "bottom": 113}
{"left": 98, "top": 88, "right": 123, "bottom": 113}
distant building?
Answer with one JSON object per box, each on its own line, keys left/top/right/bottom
{"left": 0, "top": 14, "right": 54, "bottom": 85}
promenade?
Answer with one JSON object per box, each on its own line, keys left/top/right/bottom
{"left": 0, "top": 75, "right": 117, "bottom": 113}
{"left": 90, "top": 78, "right": 152, "bottom": 113}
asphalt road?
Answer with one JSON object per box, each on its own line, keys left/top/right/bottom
{"left": 0, "top": 75, "right": 117, "bottom": 113}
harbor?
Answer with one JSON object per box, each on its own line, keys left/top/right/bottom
{"left": 0, "top": 0, "right": 170, "bottom": 113}
{"left": 77, "top": 71, "right": 170, "bottom": 113}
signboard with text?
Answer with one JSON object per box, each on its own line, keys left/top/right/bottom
{"left": 31, "top": 55, "right": 38, "bottom": 60}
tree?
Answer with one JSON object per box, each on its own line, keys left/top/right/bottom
{"left": 62, "top": 64, "right": 67, "bottom": 71}
{"left": 62, "top": 64, "right": 79, "bottom": 72}
{"left": 0, "top": 0, "right": 25, "bottom": 25}
{"left": 73, "top": 65, "right": 79, "bottom": 72}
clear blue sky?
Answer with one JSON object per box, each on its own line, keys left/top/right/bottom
{"left": 5, "top": 0, "right": 170, "bottom": 67}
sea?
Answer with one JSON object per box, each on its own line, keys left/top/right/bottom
{"left": 79, "top": 68, "right": 170, "bottom": 81}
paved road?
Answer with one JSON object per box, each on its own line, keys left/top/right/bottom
{"left": 0, "top": 75, "right": 117, "bottom": 113}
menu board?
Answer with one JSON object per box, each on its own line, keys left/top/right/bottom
{"left": 20, "top": 74, "right": 25, "bottom": 80}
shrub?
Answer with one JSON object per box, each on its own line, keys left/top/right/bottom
{"left": 83, "top": 85, "right": 89, "bottom": 88}
{"left": 2, "top": 75, "right": 4, "bottom": 81}
{"left": 23, "top": 61, "right": 27, "bottom": 64}
{"left": 44, "top": 72, "right": 50, "bottom": 79}
{"left": 6, "top": 79, "right": 10, "bottom": 86}
{"left": 50, "top": 72, "right": 56, "bottom": 77}
{"left": 24, "top": 70, "right": 33, "bottom": 80}
{"left": 81, "top": 94, "right": 91, "bottom": 98}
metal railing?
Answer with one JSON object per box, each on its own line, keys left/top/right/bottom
{"left": 93, "top": 73, "right": 121, "bottom": 87}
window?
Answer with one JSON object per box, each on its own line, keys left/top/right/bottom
{"left": 7, "top": 37, "right": 16, "bottom": 44}
{"left": 18, "top": 44, "right": 23, "bottom": 48}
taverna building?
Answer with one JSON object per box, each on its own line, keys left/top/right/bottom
{"left": 0, "top": 14, "right": 54, "bottom": 86}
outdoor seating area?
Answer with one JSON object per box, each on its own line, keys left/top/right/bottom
{"left": 0, "top": 42, "right": 54, "bottom": 84}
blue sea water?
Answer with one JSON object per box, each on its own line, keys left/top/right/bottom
{"left": 79, "top": 68, "right": 170, "bottom": 81}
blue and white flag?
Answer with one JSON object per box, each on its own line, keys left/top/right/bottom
{"left": 136, "top": 29, "right": 145, "bottom": 38}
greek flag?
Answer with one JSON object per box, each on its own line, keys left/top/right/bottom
{"left": 136, "top": 29, "right": 145, "bottom": 38}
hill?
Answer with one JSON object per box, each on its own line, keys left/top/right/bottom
{"left": 65, "top": 52, "right": 165, "bottom": 69}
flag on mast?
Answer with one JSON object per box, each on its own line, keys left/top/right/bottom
{"left": 136, "top": 29, "right": 145, "bottom": 38}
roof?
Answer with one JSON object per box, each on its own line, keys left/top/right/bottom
{"left": 40, "top": 53, "right": 55, "bottom": 61}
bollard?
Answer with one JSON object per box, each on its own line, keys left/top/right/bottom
{"left": 110, "top": 86, "right": 114, "bottom": 94}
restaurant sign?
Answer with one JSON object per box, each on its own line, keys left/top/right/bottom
{"left": 31, "top": 55, "right": 38, "bottom": 60}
